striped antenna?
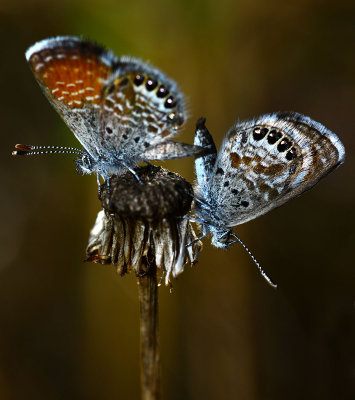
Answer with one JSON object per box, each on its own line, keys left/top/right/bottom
{"left": 230, "top": 233, "right": 277, "bottom": 288}
{"left": 12, "top": 144, "right": 83, "bottom": 156}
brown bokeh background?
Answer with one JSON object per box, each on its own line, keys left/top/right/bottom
{"left": 0, "top": 0, "right": 354, "bottom": 399}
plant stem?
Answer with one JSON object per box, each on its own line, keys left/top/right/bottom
{"left": 138, "top": 263, "right": 161, "bottom": 400}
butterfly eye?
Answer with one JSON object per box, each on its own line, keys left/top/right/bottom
{"left": 277, "top": 137, "right": 292, "bottom": 152}
{"left": 267, "top": 130, "right": 282, "bottom": 144}
{"left": 286, "top": 147, "right": 297, "bottom": 160}
{"left": 253, "top": 127, "right": 268, "bottom": 140}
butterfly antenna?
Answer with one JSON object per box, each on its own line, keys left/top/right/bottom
{"left": 230, "top": 233, "right": 277, "bottom": 288}
{"left": 12, "top": 144, "right": 84, "bottom": 156}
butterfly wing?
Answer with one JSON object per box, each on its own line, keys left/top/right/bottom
{"left": 26, "top": 36, "right": 119, "bottom": 158}
{"left": 207, "top": 111, "right": 345, "bottom": 228}
{"left": 194, "top": 118, "right": 218, "bottom": 196}
{"left": 97, "top": 57, "right": 187, "bottom": 162}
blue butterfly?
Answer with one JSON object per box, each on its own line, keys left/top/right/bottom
{"left": 192, "top": 112, "right": 345, "bottom": 286}
{"left": 13, "top": 36, "right": 204, "bottom": 187}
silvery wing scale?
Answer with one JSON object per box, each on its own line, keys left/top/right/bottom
{"left": 193, "top": 113, "right": 345, "bottom": 285}
{"left": 13, "top": 36, "right": 204, "bottom": 183}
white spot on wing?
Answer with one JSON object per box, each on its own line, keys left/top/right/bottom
{"left": 34, "top": 63, "right": 44, "bottom": 71}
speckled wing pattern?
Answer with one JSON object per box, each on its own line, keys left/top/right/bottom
{"left": 25, "top": 36, "right": 198, "bottom": 176}
{"left": 97, "top": 58, "right": 187, "bottom": 162}
{"left": 26, "top": 36, "right": 119, "bottom": 159}
{"left": 195, "top": 111, "right": 345, "bottom": 229}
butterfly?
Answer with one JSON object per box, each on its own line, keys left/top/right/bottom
{"left": 192, "top": 112, "right": 345, "bottom": 286}
{"left": 12, "top": 36, "right": 204, "bottom": 185}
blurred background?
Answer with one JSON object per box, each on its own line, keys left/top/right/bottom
{"left": 0, "top": 0, "right": 354, "bottom": 399}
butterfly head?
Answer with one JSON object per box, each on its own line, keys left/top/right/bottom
{"left": 209, "top": 227, "right": 234, "bottom": 248}
{"left": 75, "top": 152, "right": 97, "bottom": 175}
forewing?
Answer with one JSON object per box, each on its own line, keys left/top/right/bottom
{"left": 98, "top": 58, "right": 186, "bottom": 160}
{"left": 209, "top": 111, "right": 345, "bottom": 227}
{"left": 26, "top": 36, "right": 119, "bottom": 158}
{"left": 193, "top": 118, "right": 217, "bottom": 196}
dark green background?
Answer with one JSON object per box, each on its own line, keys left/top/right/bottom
{"left": 0, "top": 0, "right": 354, "bottom": 399}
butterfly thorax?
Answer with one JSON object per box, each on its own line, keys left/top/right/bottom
{"left": 194, "top": 198, "right": 232, "bottom": 248}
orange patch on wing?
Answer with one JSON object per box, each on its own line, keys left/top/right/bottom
{"left": 230, "top": 152, "right": 241, "bottom": 168}
{"left": 28, "top": 50, "right": 112, "bottom": 109}
{"left": 253, "top": 162, "right": 285, "bottom": 175}
{"left": 230, "top": 153, "right": 253, "bottom": 169}
{"left": 245, "top": 179, "right": 255, "bottom": 190}
{"left": 259, "top": 183, "right": 278, "bottom": 200}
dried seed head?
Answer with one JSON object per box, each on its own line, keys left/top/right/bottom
{"left": 99, "top": 165, "right": 193, "bottom": 220}
{"left": 86, "top": 165, "right": 202, "bottom": 285}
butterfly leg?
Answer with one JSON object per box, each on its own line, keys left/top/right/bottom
{"left": 229, "top": 233, "right": 277, "bottom": 288}
{"left": 186, "top": 235, "right": 206, "bottom": 247}
{"left": 186, "top": 224, "right": 207, "bottom": 247}
{"left": 106, "top": 176, "right": 111, "bottom": 194}
{"left": 96, "top": 172, "right": 102, "bottom": 196}
{"left": 122, "top": 162, "right": 142, "bottom": 184}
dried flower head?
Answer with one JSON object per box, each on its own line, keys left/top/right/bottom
{"left": 86, "top": 165, "right": 202, "bottom": 285}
